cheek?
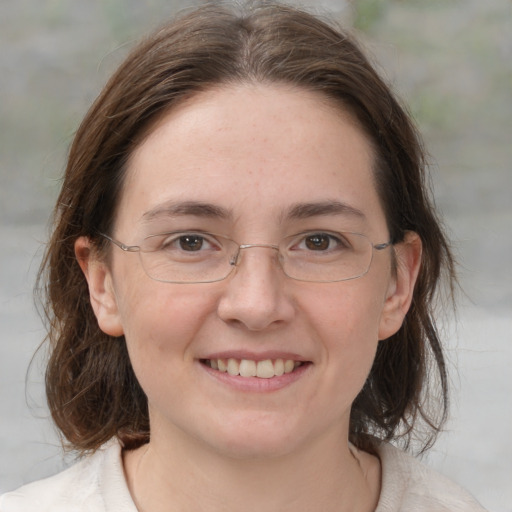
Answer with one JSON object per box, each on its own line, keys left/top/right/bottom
{"left": 305, "top": 283, "right": 386, "bottom": 376}
{"left": 116, "top": 284, "right": 219, "bottom": 410}
{"left": 115, "top": 279, "right": 217, "bottom": 365}
{"left": 308, "top": 282, "right": 386, "bottom": 340}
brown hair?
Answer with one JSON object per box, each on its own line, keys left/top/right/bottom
{"left": 38, "top": 1, "right": 456, "bottom": 454}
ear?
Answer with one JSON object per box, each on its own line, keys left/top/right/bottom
{"left": 378, "top": 231, "right": 422, "bottom": 340}
{"left": 75, "top": 236, "right": 124, "bottom": 337}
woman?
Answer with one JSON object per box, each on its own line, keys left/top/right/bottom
{"left": 1, "top": 2, "right": 487, "bottom": 511}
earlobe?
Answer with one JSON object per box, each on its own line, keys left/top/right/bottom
{"left": 378, "top": 231, "right": 422, "bottom": 340}
{"left": 75, "top": 236, "right": 124, "bottom": 337}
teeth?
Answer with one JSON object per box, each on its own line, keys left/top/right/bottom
{"left": 274, "top": 358, "right": 284, "bottom": 376}
{"left": 206, "top": 358, "right": 303, "bottom": 378}
{"left": 256, "top": 359, "right": 274, "bottom": 379}
{"left": 239, "top": 359, "right": 257, "bottom": 377}
{"left": 284, "top": 360, "right": 295, "bottom": 373}
{"left": 227, "top": 358, "right": 239, "bottom": 376}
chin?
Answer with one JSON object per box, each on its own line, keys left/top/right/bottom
{"left": 198, "top": 414, "right": 312, "bottom": 461}
{"left": 211, "top": 436, "right": 299, "bottom": 461}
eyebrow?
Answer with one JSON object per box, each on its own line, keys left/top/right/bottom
{"left": 141, "top": 199, "right": 365, "bottom": 224}
{"left": 141, "top": 200, "right": 232, "bottom": 222}
{"left": 284, "top": 200, "right": 366, "bottom": 221}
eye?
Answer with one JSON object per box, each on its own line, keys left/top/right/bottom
{"left": 159, "top": 232, "right": 218, "bottom": 253}
{"left": 178, "top": 234, "right": 206, "bottom": 252}
{"left": 297, "top": 232, "right": 348, "bottom": 252}
{"left": 304, "top": 233, "right": 331, "bottom": 251}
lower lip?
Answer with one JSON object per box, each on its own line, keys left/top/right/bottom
{"left": 198, "top": 361, "right": 311, "bottom": 392}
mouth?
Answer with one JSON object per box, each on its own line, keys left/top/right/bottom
{"left": 200, "top": 358, "right": 307, "bottom": 379}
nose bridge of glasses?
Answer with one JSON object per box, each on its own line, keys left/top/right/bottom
{"left": 230, "top": 243, "right": 281, "bottom": 267}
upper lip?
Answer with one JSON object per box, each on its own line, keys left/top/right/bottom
{"left": 200, "top": 350, "right": 309, "bottom": 362}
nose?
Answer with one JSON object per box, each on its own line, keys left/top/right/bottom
{"left": 217, "top": 245, "right": 295, "bottom": 331}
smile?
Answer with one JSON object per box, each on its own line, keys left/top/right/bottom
{"left": 201, "top": 358, "right": 304, "bottom": 378}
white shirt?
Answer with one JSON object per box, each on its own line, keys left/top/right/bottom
{"left": 0, "top": 440, "right": 487, "bottom": 511}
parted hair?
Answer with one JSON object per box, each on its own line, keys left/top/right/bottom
{"left": 38, "top": 1, "right": 456, "bottom": 454}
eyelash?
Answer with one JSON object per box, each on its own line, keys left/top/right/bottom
{"left": 154, "top": 231, "right": 351, "bottom": 253}
{"left": 292, "top": 232, "right": 349, "bottom": 252}
{"left": 160, "top": 233, "right": 219, "bottom": 252}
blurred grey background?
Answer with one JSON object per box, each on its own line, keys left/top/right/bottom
{"left": 1, "top": 1, "right": 511, "bottom": 510}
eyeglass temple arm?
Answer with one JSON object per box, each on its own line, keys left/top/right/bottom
{"left": 99, "top": 233, "right": 140, "bottom": 252}
{"left": 374, "top": 241, "right": 393, "bottom": 251}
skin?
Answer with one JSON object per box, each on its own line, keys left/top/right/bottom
{"left": 76, "top": 83, "right": 421, "bottom": 512}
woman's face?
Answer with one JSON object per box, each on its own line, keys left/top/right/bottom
{"left": 79, "top": 84, "right": 419, "bottom": 458}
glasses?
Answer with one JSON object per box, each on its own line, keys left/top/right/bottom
{"left": 100, "top": 230, "right": 392, "bottom": 284}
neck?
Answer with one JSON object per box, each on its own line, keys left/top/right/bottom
{"left": 124, "top": 425, "right": 380, "bottom": 512}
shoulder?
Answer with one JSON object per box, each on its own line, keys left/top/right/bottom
{"left": 0, "top": 439, "right": 137, "bottom": 512}
{"left": 376, "top": 443, "right": 488, "bottom": 512}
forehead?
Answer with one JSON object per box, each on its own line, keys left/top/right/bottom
{"left": 117, "top": 83, "right": 386, "bottom": 235}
